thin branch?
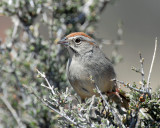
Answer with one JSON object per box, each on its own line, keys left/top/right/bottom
{"left": 139, "top": 109, "right": 147, "bottom": 118}
{"left": 0, "top": 96, "right": 25, "bottom": 128}
{"left": 88, "top": 95, "right": 95, "bottom": 113}
{"left": 139, "top": 52, "right": 145, "bottom": 89}
{"left": 44, "top": 98, "right": 59, "bottom": 107}
{"left": 36, "top": 69, "right": 55, "bottom": 95}
{"left": 41, "top": 83, "right": 50, "bottom": 90}
{"left": 131, "top": 66, "right": 141, "bottom": 74}
{"left": 113, "top": 79, "right": 149, "bottom": 94}
{"left": 22, "top": 84, "right": 83, "bottom": 128}
{"left": 147, "top": 38, "right": 158, "bottom": 91}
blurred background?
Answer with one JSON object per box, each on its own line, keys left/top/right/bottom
{"left": 1, "top": 0, "right": 159, "bottom": 90}
{"left": 97, "top": 0, "right": 160, "bottom": 90}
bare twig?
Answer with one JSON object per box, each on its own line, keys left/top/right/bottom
{"left": 147, "top": 38, "right": 157, "bottom": 91}
{"left": 44, "top": 98, "right": 59, "bottom": 106}
{"left": 88, "top": 95, "right": 95, "bottom": 113}
{"left": 41, "top": 83, "right": 50, "bottom": 90}
{"left": 139, "top": 52, "right": 145, "bottom": 89}
{"left": 139, "top": 109, "right": 147, "bottom": 118}
{"left": 23, "top": 84, "right": 83, "bottom": 128}
{"left": 0, "top": 96, "right": 25, "bottom": 128}
{"left": 113, "top": 79, "right": 149, "bottom": 94}
{"left": 36, "top": 69, "right": 55, "bottom": 95}
{"left": 131, "top": 66, "right": 141, "bottom": 74}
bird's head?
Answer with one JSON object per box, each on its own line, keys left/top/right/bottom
{"left": 58, "top": 32, "right": 97, "bottom": 57}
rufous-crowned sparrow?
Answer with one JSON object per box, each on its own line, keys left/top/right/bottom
{"left": 58, "top": 32, "right": 129, "bottom": 108}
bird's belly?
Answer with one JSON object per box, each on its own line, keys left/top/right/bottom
{"left": 67, "top": 65, "right": 92, "bottom": 97}
{"left": 67, "top": 61, "right": 114, "bottom": 99}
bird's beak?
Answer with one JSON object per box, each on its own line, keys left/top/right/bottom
{"left": 57, "top": 38, "right": 69, "bottom": 46}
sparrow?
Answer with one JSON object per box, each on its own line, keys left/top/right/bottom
{"left": 58, "top": 32, "right": 129, "bottom": 108}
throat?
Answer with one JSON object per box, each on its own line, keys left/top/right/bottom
{"left": 67, "top": 47, "right": 79, "bottom": 57}
{"left": 67, "top": 47, "right": 94, "bottom": 59}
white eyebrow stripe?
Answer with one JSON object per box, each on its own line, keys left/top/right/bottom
{"left": 68, "top": 35, "right": 96, "bottom": 44}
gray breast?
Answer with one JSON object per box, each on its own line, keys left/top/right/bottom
{"left": 66, "top": 57, "right": 89, "bottom": 83}
{"left": 66, "top": 47, "right": 116, "bottom": 97}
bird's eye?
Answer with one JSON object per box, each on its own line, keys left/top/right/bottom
{"left": 75, "top": 38, "right": 81, "bottom": 43}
